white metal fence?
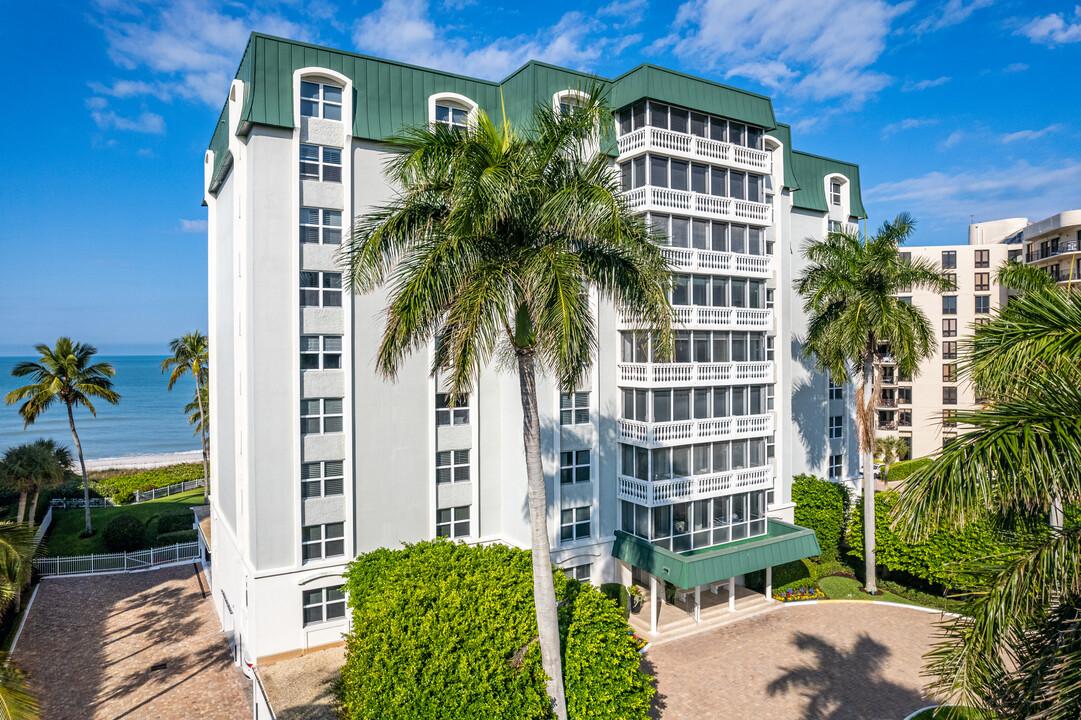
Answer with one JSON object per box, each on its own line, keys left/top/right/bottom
{"left": 50, "top": 497, "right": 112, "bottom": 509}
{"left": 132, "top": 478, "right": 205, "bottom": 503}
{"left": 34, "top": 541, "right": 201, "bottom": 577}
{"left": 33, "top": 507, "right": 53, "bottom": 545}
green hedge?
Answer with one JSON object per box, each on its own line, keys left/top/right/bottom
{"left": 152, "top": 529, "right": 198, "bottom": 547}
{"left": 598, "top": 583, "right": 630, "bottom": 620}
{"left": 156, "top": 512, "right": 193, "bottom": 535}
{"left": 93, "top": 463, "right": 203, "bottom": 502}
{"left": 848, "top": 491, "right": 1028, "bottom": 589}
{"left": 791, "top": 474, "right": 850, "bottom": 562}
{"left": 746, "top": 558, "right": 816, "bottom": 594}
{"left": 338, "top": 541, "right": 654, "bottom": 719}
{"left": 103, "top": 515, "right": 146, "bottom": 552}
{"left": 885, "top": 457, "right": 931, "bottom": 484}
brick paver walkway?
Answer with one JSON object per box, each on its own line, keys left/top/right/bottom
{"left": 645, "top": 602, "right": 941, "bottom": 719}
{"left": 15, "top": 563, "right": 251, "bottom": 720}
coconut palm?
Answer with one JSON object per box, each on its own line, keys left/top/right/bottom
{"left": 184, "top": 384, "right": 209, "bottom": 440}
{"left": 893, "top": 287, "right": 1081, "bottom": 719}
{"left": 5, "top": 338, "right": 120, "bottom": 536}
{"left": 162, "top": 332, "right": 210, "bottom": 503}
{"left": 341, "top": 92, "right": 672, "bottom": 719}
{"left": 874, "top": 435, "right": 907, "bottom": 484}
{"left": 0, "top": 652, "right": 38, "bottom": 720}
{"left": 27, "top": 439, "right": 70, "bottom": 528}
{"left": 0, "top": 446, "right": 43, "bottom": 526}
{"left": 796, "top": 216, "right": 953, "bottom": 593}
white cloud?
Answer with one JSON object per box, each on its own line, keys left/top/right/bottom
{"left": 598, "top": 0, "right": 649, "bottom": 28}
{"left": 89, "top": 79, "right": 176, "bottom": 102}
{"left": 137, "top": 148, "right": 156, "bottom": 157}
{"left": 1018, "top": 7, "right": 1081, "bottom": 45}
{"left": 352, "top": 0, "right": 637, "bottom": 80}
{"left": 179, "top": 219, "right": 208, "bottom": 233}
{"left": 1000, "top": 124, "right": 1063, "bottom": 143}
{"left": 91, "top": 110, "right": 166, "bottom": 134}
{"left": 911, "top": 0, "right": 993, "bottom": 34}
{"left": 882, "top": 117, "right": 938, "bottom": 137}
{"left": 938, "top": 130, "right": 964, "bottom": 149}
{"left": 1004, "top": 62, "right": 1029, "bottom": 72}
{"left": 652, "top": 0, "right": 913, "bottom": 105}
{"left": 901, "top": 76, "right": 951, "bottom": 91}
{"left": 85, "top": 96, "right": 109, "bottom": 110}
{"left": 865, "top": 160, "right": 1081, "bottom": 230}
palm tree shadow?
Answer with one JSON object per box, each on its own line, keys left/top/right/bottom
{"left": 767, "top": 631, "right": 927, "bottom": 720}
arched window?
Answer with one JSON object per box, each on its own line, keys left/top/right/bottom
{"left": 553, "top": 89, "right": 590, "bottom": 116}
{"left": 300, "top": 80, "right": 343, "bottom": 121}
{"left": 429, "top": 92, "right": 478, "bottom": 130}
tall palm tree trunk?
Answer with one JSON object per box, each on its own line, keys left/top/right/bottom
{"left": 15, "top": 493, "right": 26, "bottom": 527}
{"left": 516, "top": 351, "right": 568, "bottom": 720}
{"left": 27, "top": 489, "right": 40, "bottom": 529}
{"left": 67, "top": 403, "right": 93, "bottom": 536}
{"left": 194, "top": 373, "right": 210, "bottom": 504}
{"left": 860, "top": 352, "right": 878, "bottom": 594}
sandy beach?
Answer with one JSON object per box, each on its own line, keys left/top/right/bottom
{"left": 80, "top": 450, "right": 203, "bottom": 472}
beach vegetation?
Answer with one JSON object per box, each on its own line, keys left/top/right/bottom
{"left": 91, "top": 463, "right": 202, "bottom": 504}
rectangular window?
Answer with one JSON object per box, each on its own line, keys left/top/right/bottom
{"left": 941, "top": 250, "right": 957, "bottom": 269}
{"left": 560, "top": 450, "right": 590, "bottom": 484}
{"left": 300, "top": 271, "right": 342, "bottom": 307}
{"left": 975, "top": 317, "right": 990, "bottom": 327}
{"left": 302, "top": 522, "right": 345, "bottom": 561}
{"left": 943, "top": 387, "right": 958, "bottom": 405}
{"left": 730, "top": 171, "right": 745, "bottom": 200}
{"left": 829, "top": 415, "right": 843, "bottom": 439}
{"left": 560, "top": 392, "right": 590, "bottom": 425}
{"left": 942, "top": 341, "right": 957, "bottom": 359}
{"left": 301, "top": 460, "right": 344, "bottom": 498}
{"left": 435, "top": 393, "right": 469, "bottom": 426}
{"left": 435, "top": 103, "right": 469, "bottom": 129}
{"left": 435, "top": 449, "right": 470, "bottom": 484}
{"left": 300, "top": 335, "right": 342, "bottom": 370}
{"left": 944, "top": 272, "right": 956, "bottom": 288}
{"left": 974, "top": 272, "right": 990, "bottom": 292}
{"left": 828, "top": 375, "right": 844, "bottom": 400}
{"left": 560, "top": 506, "right": 591, "bottom": 542}
{"left": 830, "top": 180, "right": 842, "bottom": 206}
{"left": 899, "top": 387, "right": 912, "bottom": 404}
{"left": 564, "top": 563, "right": 591, "bottom": 584}
{"left": 942, "top": 295, "right": 957, "bottom": 315}
{"left": 301, "top": 398, "right": 343, "bottom": 435}
{"left": 299, "top": 144, "right": 342, "bottom": 183}
{"left": 299, "top": 208, "right": 343, "bottom": 245}
{"left": 975, "top": 249, "right": 990, "bottom": 268}
{"left": 974, "top": 295, "right": 990, "bottom": 314}
{"left": 436, "top": 506, "right": 470, "bottom": 538}
{"left": 943, "top": 318, "right": 957, "bottom": 337}
{"left": 300, "top": 81, "right": 343, "bottom": 121}
{"left": 828, "top": 454, "right": 842, "bottom": 480}
{"left": 302, "top": 586, "right": 346, "bottom": 625}
{"left": 943, "top": 364, "right": 957, "bottom": 382}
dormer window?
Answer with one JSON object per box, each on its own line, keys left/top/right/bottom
{"left": 300, "top": 81, "right": 343, "bottom": 121}
{"left": 830, "top": 180, "right": 843, "bottom": 206}
{"left": 435, "top": 103, "right": 469, "bottom": 130}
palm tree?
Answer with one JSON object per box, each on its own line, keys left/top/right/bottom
{"left": 0, "top": 520, "right": 41, "bottom": 719}
{"left": 184, "top": 384, "right": 209, "bottom": 441}
{"left": 162, "top": 332, "right": 210, "bottom": 503}
{"left": 874, "top": 435, "right": 907, "bottom": 484}
{"left": 893, "top": 286, "right": 1081, "bottom": 719}
{"left": 0, "top": 446, "right": 44, "bottom": 526}
{"left": 796, "top": 216, "right": 953, "bottom": 593}
{"left": 27, "top": 439, "right": 70, "bottom": 528}
{"left": 4, "top": 338, "right": 120, "bottom": 536}
{"left": 341, "top": 92, "right": 672, "bottom": 719}
{"left": 0, "top": 653, "right": 38, "bottom": 720}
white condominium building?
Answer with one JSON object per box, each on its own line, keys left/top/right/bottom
{"left": 201, "top": 33, "right": 867, "bottom": 672}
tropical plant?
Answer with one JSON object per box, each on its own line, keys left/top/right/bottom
{"left": 0, "top": 445, "right": 46, "bottom": 526}
{"left": 5, "top": 338, "right": 120, "bottom": 536}
{"left": 341, "top": 91, "right": 672, "bottom": 718}
{"left": 796, "top": 215, "right": 953, "bottom": 593}
{"left": 791, "top": 474, "right": 850, "bottom": 563}
{"left": 874, "top": 435, "right": 907, "bottom": 483}
{"left": 185, "top": 384, "right": 209, "bottom": 440}
{"left": 26, "top": 439, "right": 70, "bottom": 527}
{"left": 893, "top": 284, "right": 1081, "bottom": 719}
{"left": 0, "top": 651, "right": 39, "bottom": 720}
{"left": 162, "top": 332, "right": 209, "bottom": 504}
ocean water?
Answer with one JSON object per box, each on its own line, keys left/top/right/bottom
{"left": 0, "top": 356, "right": 202, "bottom": 460}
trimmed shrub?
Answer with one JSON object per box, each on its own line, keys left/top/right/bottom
{"left": 338, "top": 541, "right": 654, "bottom": 719}
{"left": 746, "top": 558, "right": 816, "bottom": 594}
{"left": 102, "top": 514, "right": 147, "bottom": 552}
{"left": 113, "top": 490, "right": 135, "bottom": 505}
{"left": 792, "top": 474, "right": 851, "bottom": 562}
{"left": 151, "top": 530, "right": 198, "bottom": 547}
{"left": 885, "top": 457, "right": 931, "bottom": 484}
{"left": 598, "top": 583, "right": 630, "bottom": 620}
{"left": 156, "top": 512, "right": 193, "bottom": 535}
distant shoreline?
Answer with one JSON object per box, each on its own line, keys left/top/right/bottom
{"left": 79, "top": 450, "right": 203, "bottom": 472}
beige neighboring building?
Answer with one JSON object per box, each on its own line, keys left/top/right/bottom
{"left": 1019, "top": 210, "right": 1081, "bottom": 286}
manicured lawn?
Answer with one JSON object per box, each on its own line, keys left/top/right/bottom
{"left": 910, "top": 706, "right": 987, "bottom": 719}
{"left": 43, "top": 489, "right": 205, "bottom": 557}
{"left": 818, "top": 575, "right": 923, "bottom": 607}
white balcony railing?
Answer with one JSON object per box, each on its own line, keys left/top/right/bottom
{"left": 617, "top": 126, "right": 772, "bottom": 174}
{"left": 617, "top": 413, "right": 774, "bottom": 447}
{"left": 660, "top": 247, "right": 771, "bottom": 277}
{"left": 618, "top": 361, "right": 774, "bottom": 387}
{"left": 621, "top": 306, "right": 773, "bottom": 331}
{"left": 617, "top": 466, "right": 774, "bottom": 506}
{"left": 623, "top": 186, "right": 772, "bottom": 227}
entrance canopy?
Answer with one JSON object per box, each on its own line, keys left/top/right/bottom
{"left": 612, "top": 519, "right": 820, "bottom": 589}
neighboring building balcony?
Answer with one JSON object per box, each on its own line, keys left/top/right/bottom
{"left": 617, "top": 126, "right": 772, "bottom": 175}
{"left": 617, "top": 413, "right": 774, "bottom": 448}
{"left": 623, "top": 186, "right": 772, "bottom": 227}
{"left": 617, "top": 465, "right": 773, "bottom": 507}
{"left": 1026, "top": 239, "right": 1081, "bottom": 262}
{"left": 619, "top": 306, "right": 773, "bottom": 332}
{"left": 878, "top": 354, "right": 896, "bottom": 364}
{"left": 878, "top": 398, "right": 898, "bottom": 408}
{"left": 617, "top": 361, "right": 774, "bottom": 387}
{"left": 660, "top": 246, "right": 772, "bottom": 278}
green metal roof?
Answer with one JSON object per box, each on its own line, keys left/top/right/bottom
{"left": 205, "top": 33, "right": 863, "bottom": 211}
{"left": 790, "top": 150, "right": 868, "bottom": 218}
{"left": 611, "top": 520, "right": 820, "bottom": 590}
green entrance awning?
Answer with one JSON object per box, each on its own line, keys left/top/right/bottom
{"left": 612, "top": 519, "right": 821, "bottom": 589}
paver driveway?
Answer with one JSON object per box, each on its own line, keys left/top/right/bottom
{"left": 15, "top": 563, "right": 251, "bottom": 720}
{"left": 645, "top": 602, "right": 942, "bottom": 719}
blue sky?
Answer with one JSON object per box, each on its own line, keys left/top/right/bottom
{"left": 1, "top": 0, "right": 1079, "bottom": 355}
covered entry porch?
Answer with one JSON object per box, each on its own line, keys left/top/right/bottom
{"left": 612, "top": 519, "right": 820, "bottom": 638}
